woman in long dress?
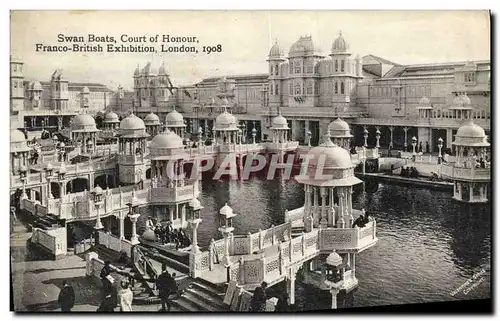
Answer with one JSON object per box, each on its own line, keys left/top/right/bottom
{"left": 117, "top": 280, "right": 133, "bottom": 312}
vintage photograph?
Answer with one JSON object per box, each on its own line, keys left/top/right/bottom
{"left": 9, "top": 10, "right": 491, "bottom": 312}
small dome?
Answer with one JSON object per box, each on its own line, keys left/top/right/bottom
{"left": 289, "top": 36, "right": 318, "bottom": 57}
{"left": 453, "top": 120, "right": 489, "bottom": 147}
{"left": 328, "top": 118, "right": 352, "bottom": 138}
{"left": 120, "top": 113, "right": 145, "bottom": 130}
{"left": 82, "top": 86, "right": 90, "bottom": 94}
{"left": 219, "top": 203, "right": 234, "bottom": 216}
{"left": 189, "top": 198, "right": 202, "bottom": 209}
{"left": 269, "top": 41, "right": 283, "bottom": 58}
{"left": 419, "top": 96, "right": 431, "bottom": 107}
{"left": 215, "top": 110, "right": 238, "bottom": 130}
{"left": 71, "top": 114, "right": 95, "bottom": 129}
{"left": 10, "top": 129, "right": 26, "bottom": 143}
{"left": 10, "top": 54, "right": 23, "bottom": 64}
{"left": 145, "top": 112, "right": 160, "bottom": 125}
{"left": 326, "top": 252, "right": 343, "bottom": 267}
{"left": 159, "top": 62, "right": 166, "bottom": 75}
{"left": 93, "top": 185, "right": 103, "bottom": 195}
{"left": 31, "top": 81, "right": 42, "bottom": 91}
{"left": 461, "top": 93, "right": 471, "bottom": 106}
{"left": 456, "top": 121, "right": 486, "bottom": 139}
{"left": 272, "top": 112, "right": 289, "bottom": 129}
{"left": 331, "top": 31, "right": 349, "bottom": 53}
{"left": 104, "top": 111, "right": 119, "bottom": 122}
{"left": 452, "top": 95, "right": 464, "bottom": 107}
{"left": 149, "top": 130, "right": 184, "bottom": 150}
{"left": 142, "top": 228, "right": 157, "bottom": 242}
{"left": 165, "top": 109, "right": 184, "bottom": 126}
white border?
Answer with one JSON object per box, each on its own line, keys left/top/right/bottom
{"left": 2, "top": 2, "right": 497, "bottom": 321}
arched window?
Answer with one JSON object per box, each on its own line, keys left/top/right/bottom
{"left": 295, "top": 61, "right": 301, "bottom": 74}
{"left": 294, "top": 83, "right": 301, "bottom": 95}
{"left": 335, "top": 60, "right": 338, "bottom": 72}
{"left": 275, "top": 84, "right": 279, "bottom": 95}
{"left": 306, "top": 62, "right": 313, "bottom": 74}
{"left": 314, "top": 82, "right": 319, "bottom": 95}
{"left": 306, "top": 82, "right": 313, "bottom": 94}
{"left": 340, "top": 82, "right": 345, "bottom": 94}
{"left": 270, "top": 85, "right": 273, "bottom": 95}
{"left": 275, "top": 64, "right": 279, "bottom": 75}
{"left": 341, "top": 60, "right": 345, "bottom": 72}
{"left": 270, "top": 65, "right": 274, "bottom": 75}
{"left": 334, "top": 81, "right": 338, "bottom": 94}
{"left": 289, "top": 62, "right": 294, "bottom": 74}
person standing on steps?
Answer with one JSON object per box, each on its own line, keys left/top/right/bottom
{"left": 156, "top": 264, "right": 173, "bottom": 312}
{"left": 100, "top": 261, "right": 114, "bottom": 296}
{"left": 58, "top": 280, "right": 75, "bottom": 312}
{"left": 117, "top": 280, "right": 133, "bottom": 312}
{"left": 250, "top": 281, "right": 268, "bottom": 312}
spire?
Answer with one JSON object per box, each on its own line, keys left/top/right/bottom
{"left": 339, "top": 30, "right": 342, "bottom": 36}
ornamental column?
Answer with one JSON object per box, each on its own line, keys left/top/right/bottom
{"left": 119, "top": 215, "right": 125, "bottom": 240}
{"left": 129, "top": 214, "right": 140, "bottom": 245}
{"left": 389, "top": 126, "right": 394, "bottom": 149}
{"left": 320, "top": 187, "right": 327, "bottom": 227}
{"left": 403, "top": 127, "right": 409, "bottom": 149}
{"left": 286, "top": 268, "right": 297, "bottom": 305}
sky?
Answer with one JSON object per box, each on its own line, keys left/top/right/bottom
{"left": 10, "top": 10, "right": 490, "bottom": 91}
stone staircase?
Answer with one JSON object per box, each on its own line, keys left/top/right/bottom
{"left": 32, "top": 214, "right": 62, "bottom": 229}
{"left": 171, "top": 278, "right": 229, "bottom": 312}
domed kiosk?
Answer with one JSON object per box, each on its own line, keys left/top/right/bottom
{"left": 441, "top": 116, "right": 490, "bottom": 203}
{"left": 117, "top": 113, "right": 149, "bottom": 185}
{"left": 148, "top": 128, "right": 198, "bottom": 230}
{"left": 165, "top": 107, "right": 187, "bottom": 138}
{"left": 327, "top": 118, "right": 353, "bottom": 149}
{"left": 70, "top": 114, "right": 99, "bottom": 154}
{"left": 213, "top": 107, "right": 239, "bottom": 145}
{"left": 144, "top": 112, "right": 161, "bottom": 137}
{"left": 10, "top": 129, "right": 30, "bottom": 175}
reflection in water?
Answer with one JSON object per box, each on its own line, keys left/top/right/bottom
{"left": 195, "top": 178, "right": 490, "bottom": 309}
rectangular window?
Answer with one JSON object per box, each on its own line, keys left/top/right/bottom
{"left": 307, "top": 83, "right": 313, "bottom": 94}
{"left": 307, "top": 63, "right": 313, "bottom": 74}
{"left": 295, "top": 63, "right": 301, "bottom": 74}
{"left": 341, "top": 60, "right": 345, "bottom": 72}
{"left": 289, "top": 62, "right": 294, "bottom": 74}
{"left": 275, "top": 84, "right": 279, "bottom": 95}
{"left": 334, "top": 81, "right": 338, "bottom": 94}
{"left": 275, "top": 65, "right": 279, "bottom": 76}
{"left": 270, "top": 85, "right": 273, "bottom": 95}
{"left": 295, "top": 83, "right": 301, "bottom": 95}
{"left": 335, "top": 60, "right": 338, "bottom": 72}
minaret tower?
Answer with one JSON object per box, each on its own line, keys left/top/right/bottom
{"left": 329, "top": 31, "right": 359, "bottom": 112}
{"left": 10, "top": 54, "right": 25, "bottom": 114}
{"left": 267, "top": 40, "right": 285, "bottom": 112}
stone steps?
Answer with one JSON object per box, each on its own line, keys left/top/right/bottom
{"left": 170, "top": 278, "right": 229, "bottom": 312}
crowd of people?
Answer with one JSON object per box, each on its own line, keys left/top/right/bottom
{"left": 400, "top": 166, "right": 419, "bottom": 178}
{"left": 146, "top": 217, "right": 192, "bottom": 250}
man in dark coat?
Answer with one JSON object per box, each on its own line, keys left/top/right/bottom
{"left": 250, "top": 282, "right": 268, "bottom": 312}
{"left": 58, "top": 280, "right": 75, "bottom": 312}
{"left": 156, "top": 265, "right": 173, "bottom": 312}
{"left": 100, "top": 261, "right": 113, "bottom": 295}
{"left": 97, "top": 294, "right": 115, "bottom": 312}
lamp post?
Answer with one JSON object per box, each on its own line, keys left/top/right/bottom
{"left": 20, "top": 165, "right": 28, "bottom": 199}
{"left": 92, "top": 186, "right": 104, "bottom": 230}
{"left": 363, "top": 128, "right": 368, "bottom": 148}
{"left": 324, "top": 252, "right": 345, "bottom": 310}
{"left": 252, "top": 127, "right": 257, "bottom": 145}
{"left": 52, "top": 135, "right": 59, "bottom": 159}
{"left": 218, "top": 203, "right": 237, "bottom": 268}
{"left": 127, "top": 193, "right": 140, "bottom": 245}
{"left": 375, "top": 128, "right": 381, "bottom": 149}
{"left": 437, "top": 137, "right": 444, "bottom": 164}
{"left": 241, "top": 122, "right": 247, "bottom": 144}
{"left": 198, "top": 126, "right": 203, "bottom": 143}
{"left": 307, "top": 130, "right": 312, "bottom": 147}
{"left": 188, "top": 198, "right": 203, "bottom": 253}
{"left": 412, "top": 136, "right": 417, "bottom": 162}
{"left": 57, "top": 163, "right": 66, "bottom": 198}
{"left": 45, "top": 163, "right": 54, "bottom": 200}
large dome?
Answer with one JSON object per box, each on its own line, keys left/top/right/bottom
{"left": 328, "top": 118, "right": 352, "bottom": 138}
{"left": 453, "top": 120, "right": 489, "bottom": 147}
{"left": 120, "top": 113, "right": 145, "bottom": 130}
{"left": 165, "top": 109, "right": 185, "bottom": 127}
{"left": 289, "top": 36, "right": 320, "bottom": 57}
{"left": 149, "top": 130, "right": 184, "bottom": 150}
{"left": 214, "top": 110, "right": 238, "bottom": 130}
{"left": 271, "top": 112, "right": 289, "bottom": 129}
{"left": 308, "top": 142, "right": 353, "bottom": 169}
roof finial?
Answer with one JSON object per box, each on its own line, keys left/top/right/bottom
{"left": 274, "top": 38, "right": 278, "bottom": 45}
{"left": 339, "top": 30, "right": 343, "bottom": 37}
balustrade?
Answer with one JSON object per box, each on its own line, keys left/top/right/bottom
{"left": 441, "top": 164, "right": 491, "bottom": 180}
